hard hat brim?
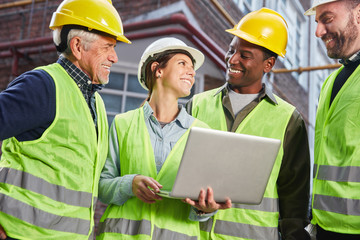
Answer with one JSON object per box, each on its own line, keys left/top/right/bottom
{"left": 117, "top": 35, "right": 131, "bottom": 44}
{"left": 225, "top": 29, "right": 286, "bottom": 58}
{"left": 304, "top": 0, "right": 339, "bottom": 15}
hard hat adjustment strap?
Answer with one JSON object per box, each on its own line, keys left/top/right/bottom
{"left": 55, "top": 24, "right": 117, "bottom": 53}
{"left": 55, "top": 25, "right": 72, "bottom": 53}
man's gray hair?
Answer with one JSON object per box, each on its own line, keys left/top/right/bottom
{"left": 53, "top": 26, "right": 99, "bottom": 57}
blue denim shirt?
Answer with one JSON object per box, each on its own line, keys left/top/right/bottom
{"left": 99, "top": 102, "right": 194, "bottom": 204}
{"left": 98, "top": 102, "right": 214, "bottom": 221}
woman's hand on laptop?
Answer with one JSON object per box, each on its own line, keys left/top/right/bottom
{"left": 132, "top": 175, "right": 163, "bottom": 204}
{"left": 183, "top": 187, "right": 232, "bottom": 213}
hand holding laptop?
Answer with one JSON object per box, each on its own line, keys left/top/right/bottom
{"left": 183, "top": 187, "right": 232, "bottom": 213}
{"left": 132, "top": 175, "right": 163, "bottom": 204}
{"left": 156, "top": 127, "right": 280, "bottom": 204}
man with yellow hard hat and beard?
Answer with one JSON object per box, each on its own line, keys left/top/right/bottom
{"left": 305, "top": 0, "right": 360, "bottom": 239}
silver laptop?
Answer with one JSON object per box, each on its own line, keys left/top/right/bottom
{"left": 157, "top": 127, "right": 281, "bottom": 204}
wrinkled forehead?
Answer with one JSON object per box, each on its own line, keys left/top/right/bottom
{"left": 315, "top": 0, "right": 348, "bottom": 19}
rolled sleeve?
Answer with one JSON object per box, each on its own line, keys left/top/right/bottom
{"left": 188, "top": 207, "right": 217, "bottom": 222}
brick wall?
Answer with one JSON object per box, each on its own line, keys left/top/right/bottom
{"left": 184, "top": 0, "right": 241, "bottom": 50}
{"left": 0, "top": 0, "right": 310, "bottom": 120}
{"left": 273, "top": 72, "right": 309, "bottom": 122}
{"left": 0, "top": 1, "right": 60, "bottom": 89}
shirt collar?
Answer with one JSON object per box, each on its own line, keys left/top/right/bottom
{"left": 214, "top": 82, "right": 278, "bottom": 105}
{"left": 340, "top": 50, "right": 360, "bottom": 65}
{"left": 57, "top": 56, "right": 104, "bottom": 92}
{"left": 143, "top": 101, "right": 192, "bottom": 128}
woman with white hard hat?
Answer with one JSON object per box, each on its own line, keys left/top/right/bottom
{"left": 97, "top": 37, "right": 231, "bottom": 239}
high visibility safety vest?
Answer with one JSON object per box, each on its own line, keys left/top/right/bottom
{"left": 97, "top": 107, "right": 208, "bottom": 240}
{"left": 312, "top": 65, "right": 360, "bottom": 234}
{"left": 191, "top": 87, "right": 295, "bottom": 240}
{"left": 0, "top": 63, "right": 108, "bottom": 239}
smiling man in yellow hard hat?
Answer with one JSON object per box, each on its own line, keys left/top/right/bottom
{"left": 305, "top": 0, "right": 360, "bottom": 239}
{"left": 187, "top": 8, "right": 311, "bottom": 240}
{"left": 0, "top": 0, "right": 130, "bottom": 239}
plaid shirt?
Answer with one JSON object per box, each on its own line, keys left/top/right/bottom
{"left": 57, "top": 56, "right": 103, "bottom": 127}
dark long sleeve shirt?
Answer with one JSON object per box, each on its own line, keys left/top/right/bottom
{"left": 0, "top": 57, "right": 102, "bottom": 142}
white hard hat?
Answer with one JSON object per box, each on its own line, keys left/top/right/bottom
{"left": 137, "top": 37, "right": 205, "bottom": 90}
{"left": 304, "top": 0, "right": 339, "bottom": 15}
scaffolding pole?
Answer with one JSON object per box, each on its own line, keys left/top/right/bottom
{"left": 272, "top": 63, "right": 342, "bottom": 74}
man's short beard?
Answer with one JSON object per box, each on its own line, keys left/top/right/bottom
{"left": 326, "top": 13, "right": 358, "bottom": 59}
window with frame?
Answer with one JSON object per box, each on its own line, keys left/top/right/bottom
{"left": 99, "top": 72, "right": 147, "bottom": 125}
{"left": 233, "top": 0, "right": 262, "bottom": 15}
{"left": 277, "top": 0, "right": 307, "bottom": 89}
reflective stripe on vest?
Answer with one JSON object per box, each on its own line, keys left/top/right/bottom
{"left": 313, "top": 164, "right": 360, "bottom": 216}
{"left": 200, "top": 218, "right": 213, "bottom": 232}
{"left": 0, "top": 168, "right": 92, "bottom": 207}
{"left": 312, "top": 65, "right": 360, "bottom": 234}
{"left": 313, "top": 194, "right": 360, "bottom": 216}
{"left": 192, "top": 88, "right": 294, "bottom": 240}
{"left": 200, "top": 219, "right": 278, "bottom": 239}
{"left": 98, "top": 218, "right": 151, "bottom": 236}
{"left": 0, "top": 63, "right": 108, "bottom": 239}
{"left": 153, "top": 226, "right": 198, "bottom": 240}
{"left": 315, "top": 164, "right": 360, "bottom": 182}
{"left": 214, "top": 220, "right": 278, "bottom": 239}
{"left": 0, "top": 193, "right": 90, "bottom": 235}
{"left": 98, "top": 107, "right": 208, "bottom": 239}
{"left": 98, "top": 217, "right": 197, "bottom": 240}
{"left": 199, "top": 197, "right": 279, "bottom": 236}
{"left": 233, "top": 197, "right": 279, "bottom": 212}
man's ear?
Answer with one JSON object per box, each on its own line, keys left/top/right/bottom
{"left": 263, "top": 57, "right": 276, "bottom": 73}
{"left": 69, "top": 37, "right": 82, "bottom": 60}
{"left": 356, "top": 4, "right": 360, "bottom": 24}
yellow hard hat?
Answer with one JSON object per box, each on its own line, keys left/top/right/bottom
{"left": 226, "top": 8, "right": 288, "bottom": 58}
{"left": 49, "top": 0, "right": 131, "bottom": 44}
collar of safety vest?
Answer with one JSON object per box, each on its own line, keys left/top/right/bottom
{"left": 340, "top": 50, "right": 360, "bottom": 66}
{"left": 142, "top": 101, "right": 192, "bottom": 129}
{"left": 215, "top": 82, "right": 278, "bottom": 105}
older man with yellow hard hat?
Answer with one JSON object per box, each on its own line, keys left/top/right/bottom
{"left": 0, "top": 0, "right": 130, "bottom": 239}
{"left": 305, "top": 0, "right": 360, "bottom": 239}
